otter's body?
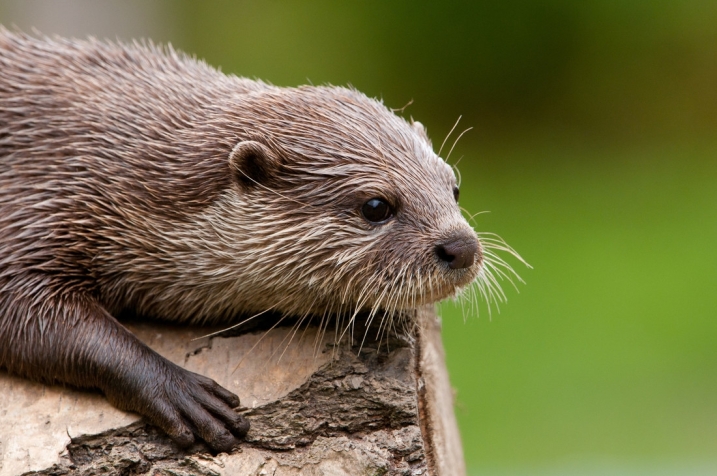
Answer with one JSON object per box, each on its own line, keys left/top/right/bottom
{"left": 0, "top": 30, "right": 483, "bottom": 451}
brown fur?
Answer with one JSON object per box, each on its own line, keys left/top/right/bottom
{"left": 0, "top": 29, "right": 500, "bottom": 451}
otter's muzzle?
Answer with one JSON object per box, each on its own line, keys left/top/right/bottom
{"left": 435, "top": 232, "right": 480, "bottom": 269}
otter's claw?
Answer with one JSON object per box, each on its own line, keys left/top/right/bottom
{"left": 104, "top": 357, "right": 249, "bottom": 452}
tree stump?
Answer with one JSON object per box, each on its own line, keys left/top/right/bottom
{"left": 0, "top": 307, "right": 465, "bottom": 475}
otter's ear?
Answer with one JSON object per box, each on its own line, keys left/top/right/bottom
{"left": 229, "top": 140, "right": 279, "bottom": 189}
{"left": 411, "top": 120, "right": 432, "bottom": 145}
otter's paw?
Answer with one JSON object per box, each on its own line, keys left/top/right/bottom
{"left": 107, "top": 361, "right": 249, "bottom": 452}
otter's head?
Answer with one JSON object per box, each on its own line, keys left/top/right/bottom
{"left": 214, "top": 86, "right": 514, "bottom": 320}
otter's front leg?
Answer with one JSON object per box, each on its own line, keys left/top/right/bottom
{"left": 0, "top": 284, "right": 249, "bottom": 451}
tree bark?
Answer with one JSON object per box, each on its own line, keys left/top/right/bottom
{"left": 0, "top": 307, "right": 465, "bottom": 475}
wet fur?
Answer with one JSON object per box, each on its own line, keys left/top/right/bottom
{"left": 0, "top": 29, "right": 519, "bottom": 450}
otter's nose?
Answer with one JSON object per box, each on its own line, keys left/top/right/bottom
{"left": 436, "top": 233, "right": 479, "bottom": 269}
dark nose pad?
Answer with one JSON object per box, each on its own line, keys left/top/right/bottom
{"left": 436, "top": 233, "right": 479, "bottom": 269}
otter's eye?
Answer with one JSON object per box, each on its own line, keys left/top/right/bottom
{"left": 361, "top": 198, "right": 393, "bottom": 223}
{"left": 453, "top": 186, "right": 460, "bottom": 203}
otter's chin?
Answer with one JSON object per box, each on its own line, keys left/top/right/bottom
{"left": 432, "top": 261, "right": 483, "bottom": 302}
{"left": 445, "top": 257, "right": 483, "bottom": 287}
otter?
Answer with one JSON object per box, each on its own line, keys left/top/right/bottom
{"left": 0, "top": 29, "right": 499, "bottom": 452}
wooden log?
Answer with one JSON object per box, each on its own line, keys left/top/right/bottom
{"left": 0, "top": 307, "right": 464, "bottom": 475}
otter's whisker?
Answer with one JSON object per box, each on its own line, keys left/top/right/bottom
{"left": 277, "top": 307, "right": 314, "bottom": 364}
{"left": 461, "top": 208, "right": 490, "bottom": 226}
{"left": 483, "top": 257, "right": 522, "bottom": 292}
{"left": 445, "top": 127, "right": 473, "bottom": 163}
{"left": 451, "top": 163, "right": 463, "bottom": 189}
{"left": 192, "top": 295, "right": 291, "bottom": 340}
{"left": 439, "top": 115, "right": 462, "bottom": 157}
{"left": 312, "top": 305, "right": 330, "bottom": 357}
{"left": 339, "top": 283, "right": 373, "bottom": 348}
{"left": 360, "top": 273, "right": 394, "bottom": 349}
{"left": 478, "top": 232, "right": 531, "bottom": 268}
{"left": 377, "top": 270, "right": 403, "bottom": 341}
{"left": 231, "top": 311, "right": 293, "bottom": 374}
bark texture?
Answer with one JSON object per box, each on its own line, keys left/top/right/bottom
{"left": 0, "top": 307, "right": 464, "bottom": 475}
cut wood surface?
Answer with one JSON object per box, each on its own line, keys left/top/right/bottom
{"left": 0, "top": 307, "right": 465, "bottom": 475}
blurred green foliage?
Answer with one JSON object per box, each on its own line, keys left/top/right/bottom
{"left": 172, "top": 0, "right": 717, "bottom": 144}
{"left": 4, "top": 1, "right": 716, "bottom": 473}
{"left": 442, "top": 144, "right": 717, "bottom": 472}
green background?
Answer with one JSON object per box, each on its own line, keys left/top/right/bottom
{"left": 2, "top": 1, "right": 716, "bottom": 473}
